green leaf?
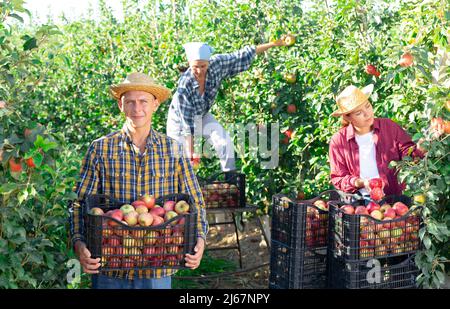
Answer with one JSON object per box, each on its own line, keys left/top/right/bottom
{"left": 0, "top": 183, "right": 18, "bottom": 195}
{"left": 23, "top": 37, "right": 37, "bottom": 51}
{"left": 423, "top": 236, "right": 432, "bottom": 250}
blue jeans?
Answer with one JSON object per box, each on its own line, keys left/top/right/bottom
{"left": 92, "top": 274, "right": 171, "bottom": 289}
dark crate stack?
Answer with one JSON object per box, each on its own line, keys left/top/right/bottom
{"left": 83, "top": 193, "right": 197, "bottom": 273}
{"left": 327, "top": 195, "right": 422, "bottom": 289}
{"left": 198, "top": 171, "right": 246, "bottom": 209}
{"left": 269, "top": 190, "right": 340, "bottom": 289}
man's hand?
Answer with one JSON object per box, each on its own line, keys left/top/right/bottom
{"left": 185, "top": 237, "right": 205, "bottom": 270}
{"left": 0, "top": 101, "right": 6, "bottom": 108}
{"left": 75, "top": 241, "right": 101, "bottom": 274}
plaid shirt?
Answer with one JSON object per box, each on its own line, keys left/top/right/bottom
{"left": 69, "top": 126, "right": 208, "bottom": 280}
{"left": 168, "top": 45, "right": 256, "bottom": 136}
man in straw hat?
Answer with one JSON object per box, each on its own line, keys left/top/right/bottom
{"left": 329, "top": 84, "right": 425, "bottom": 200}
{"left": 69, "top": 72, "right": 208, "bottom": 289}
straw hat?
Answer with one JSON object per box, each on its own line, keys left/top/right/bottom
{"left": 331, "top": 84, "right": 374, "bottom": 116}
{"left": 110, "top": 72, "right": 171, "bottom": 103}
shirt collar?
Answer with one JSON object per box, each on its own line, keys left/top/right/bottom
{"left": 120, "top": 123, "right": 160, "bottom": 147}
{"left": 346, "top": 118, "right": 380, "bottom": 141}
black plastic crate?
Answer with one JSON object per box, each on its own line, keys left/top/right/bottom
{"left": 271, "top": 190, "right": 340, "bottom": 249}
{"left": 198, "top": 171, "right": 246, "bottom": 209}
{"left": 328, "top": 253, "right": 419, "bottom": 289}
{"left": 269, "top": 239, "right": 328, "bottom": 289}
{"left": 328, "top": 195, "right": 423, "bottom": 262}
{"left": 83, "top": 194, "right": 197, "bottom": 272}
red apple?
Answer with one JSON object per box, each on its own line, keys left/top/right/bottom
{"left": 370, "top": 187, "right": 384, "bottom": 201}
{"left": 399, "top": 52, "right": 414, "bottom": 67}
{"left": 89, "top": 207, "right": 104, "bottom": 216}
{"left": 107, "top": 209, "right": 124, "bottom": 227}
{"left": 340, "top": 205, "right": 355, "bottom": 215}
{"left": 135, "top": 205, "right": 149, "bottom": 215}
{"left": 150, "top": 205, "right": 165, "bottom": 217}
{"left": 384, "top": 208, "right": 396, "bottom": 219}
{"left": 25, "top": 157, "right": 36, "bottom": 168}
{"left": 131, "top": 200, "right": 146, "bottom": 208}
{"left": 109, "top": 257, "right": 122, "bottom": 268}
{"left": 287, "top": 104, "right": 297, "bottom": 114}
{"left": 9, "top": 158, "right": 23, "bottom": 173}
{"left": 355, "top": 206, "right": 369, "bottom": 215}
{"left": 122, "top": 258, "right": 135, "bottom": 268}
{"left": 313, "top": 199, "right": 328, "bottom": 211}
{"left": 369, "top": 178, "right": 383, "bottom": 189}
{"left": 172, "top": 231, "right": 184, "bottom": 245}
{"left": 392, "top": 202, "right": 409, "bottom": 216}
{"left": 365, "top": 64, "right": 381, "bottom": 77}
{"left": 174, "top": 200, "right": 190, "bottom": 215}
{"left": 366, "top": 202, "right": 381, "bottom": 214}
{"left": 138, "top": 213, "right": 154, "bottom": 227}
{"left": 151, "top": 215, "right": 165, "bottom": 226}
{"left": 163, "top": 200, "right": 176, "bottom": 212}
{"left": 141, "top": 194, "right": 156, "bottom": 209}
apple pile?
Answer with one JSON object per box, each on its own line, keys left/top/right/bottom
{"left": 201, "top": 183, "right": 240, "bottom": 208}
{"left": 305, "top": 199, "right": 330, "bottom": 247}
{"left": 338, "top": 201, "right": 420, "bottom": 259}
{"left": 88, "top": 195, "right": 191, "bottom": 269}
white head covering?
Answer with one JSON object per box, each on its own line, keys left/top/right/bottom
{"left": 183, "top": 42, "right": 214, "bottom": 62}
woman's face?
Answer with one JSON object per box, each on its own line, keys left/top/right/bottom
{"left": 189, "top": 60, "right": 209, "bottom": 81}
{"left": 344, "top": 101, "right": 374, "bottom": 129}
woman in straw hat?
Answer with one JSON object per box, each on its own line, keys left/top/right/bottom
{"left": 166, "top": 37, "right": 290, "bottom": 172}
{"left": 329, "top": 84, "right": 425, "bottom": 199}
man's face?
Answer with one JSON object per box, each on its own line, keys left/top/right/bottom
{"left": 189, "top": 60, "right": 209, "bottom": 81}
{"left": 118, "top": 90, "right": 159, "bottom": 129}
{"left": 344, "top": 101, "right": 374, "bottom": 129}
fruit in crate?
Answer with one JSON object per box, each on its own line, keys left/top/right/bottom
{"left": 313, "top": 199, "right": 328, "bottom": 211}
{"left": 340, "top": 204, "right": 354, "bottom": 214}
{"left": 141, "top": 194, "right": 156, "bottom": 209}
{"left": 175, "top": 200, "right": 190, "bottom": 214}
{"left": 107, "top": 209, "right": 124, "bottom": 226}
{"left": 144, "top": 231, "right": 159, "bottom": 245}
{"left": 150, "top": 205, "right": 165, "bottom": 217}
{"left": 355, "top": 206, "right": 369, "bottom": 215}
{"left": 124, "top": 211, "right": 139, "bottom": 226}
{"left": 392, "top": 202, "right": 409, "bottom": 216}
{"left": 383, "top": 208, "right": 396, "bottom": 219}
{"left": 366, "top": 202, "right": 380, "bottom": 214}
{"left": 230, "top": 184, "right": 239, "bottom": 194}
{"left": 135, "top": 205, "right": 149, "bottom": 215}
{"left": 370, "top": 210, "right": 383, "bottom": 220}
{"left": 379, "top": 204, "right": 391, "bottom": 214}
{"left": 164, "top": 210, "right": 179, "bottom": 224}
{"left": 120, "top": 204, "right": 135, "bottom": 215}
{"left": 151, "top": 215, "right": 164, "bottom": 226}
{"left": 89, "top": 207, "right": 104, "bottom": 215}
{"left": 138, "top": 213, "right": 154, "bottom": 226}
{"left": 131, "top": 200, "right": 146, "bottom": 208}
{"left": 163, "top": 200, "right": 176, "bottom": 212}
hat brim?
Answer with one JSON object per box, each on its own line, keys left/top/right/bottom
{"left": 331, "top": 84, "right": 374, "bottom": 117}
{"left": 110, "top": 84, "right": 171, "bottom": 103}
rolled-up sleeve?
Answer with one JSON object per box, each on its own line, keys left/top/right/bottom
{"left": 69, "top": 142, "right": 100, "bottom": 248}
{"left": 215, "top": 45, "right": 256, "bottom": 79}
{"left": 329, "top": 137, "right": 360, "bottom": 193}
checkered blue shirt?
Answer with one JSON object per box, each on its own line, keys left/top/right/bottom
{"left": 169, "top": 45, "right": 256, "bottom": 136}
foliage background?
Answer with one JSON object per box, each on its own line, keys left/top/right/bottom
{"left": 0, "top": 0, "right": 448, "bottom": 288}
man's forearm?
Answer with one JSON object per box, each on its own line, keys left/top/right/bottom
{"left": 255, "top": 42, "right": 278, "bottom": 55}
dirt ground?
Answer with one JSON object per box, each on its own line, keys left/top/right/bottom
{"left": 176, "top": 212, "right": 271, "bottom": 289}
